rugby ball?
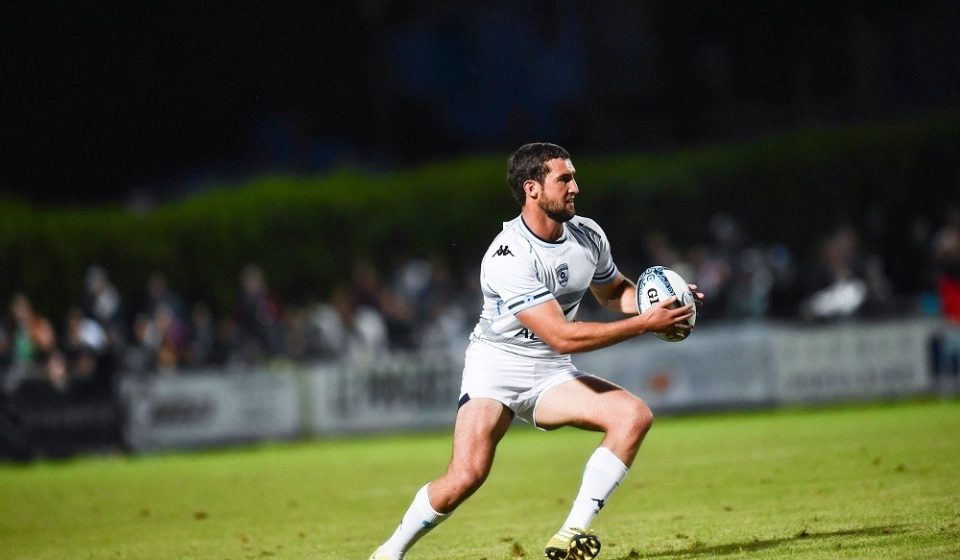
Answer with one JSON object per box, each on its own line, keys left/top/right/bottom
{"left": 636, "top": 266, "right": 696, "bottom": 342}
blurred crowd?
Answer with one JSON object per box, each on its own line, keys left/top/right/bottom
{"left": 1, "top": 210, "right": 958, "bottom": 396}
{"left": 0, "top": 257, "right": 479, "bottom": 397}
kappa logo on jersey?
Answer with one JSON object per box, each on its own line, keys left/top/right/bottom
{"left": 556, "top": 263, "right": 569, "bottom": 287}
{"left": 492, "top": 245, "right": 514, "bottom": 257}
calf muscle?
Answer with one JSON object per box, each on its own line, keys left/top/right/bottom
{"left": 428, "top": 398, "right": 513, "bottom": 513}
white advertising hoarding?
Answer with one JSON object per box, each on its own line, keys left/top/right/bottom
{"left": 123, "top": 371, "right": 301, "bottom": 452}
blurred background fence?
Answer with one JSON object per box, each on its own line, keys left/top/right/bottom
{"left": 1, "top": 317, "right": 946, "bottom": 458}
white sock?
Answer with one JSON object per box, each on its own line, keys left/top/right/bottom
{"left": 561, "top": 447, "right": 630, "bottom": 530}
{"left": 379, "top": 484, "right": 447, "bottom": 559}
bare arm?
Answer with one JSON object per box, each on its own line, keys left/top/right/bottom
{"left": 515, "top": 295, "right": 693, "bottom": 355}
{"left": 590, "top": 273, "right": 641, "bottom": 315}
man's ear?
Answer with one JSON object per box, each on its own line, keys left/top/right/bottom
{"left": 524, "top": 179, "right": 540, "bottom": 200}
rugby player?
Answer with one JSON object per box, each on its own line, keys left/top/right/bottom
{"left": 370, "top": 142, "right": 701, "bottom": 559}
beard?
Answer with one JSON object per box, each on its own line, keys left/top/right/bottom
{"left": 540, "top": 196, "right": 575, "bottom": 223}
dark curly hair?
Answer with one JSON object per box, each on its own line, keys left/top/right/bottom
{"left": 506, "top": 142, "right": 571, "bottom": 207}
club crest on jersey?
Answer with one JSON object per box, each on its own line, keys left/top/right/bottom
{"left": 556, "top": 263, "right": 569, "bottom": 287}
{"left": 492, "top": 245, "right": 514, "bottom": 257}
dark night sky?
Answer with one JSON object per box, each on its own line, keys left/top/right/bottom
{"left": 3, "top": 1, "right": 959, "bottom": 205}
{"left": 3, "top": 3, "right": 375, "bottom": 203}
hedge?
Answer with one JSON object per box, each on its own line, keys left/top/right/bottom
{"left": 2, "top": 112, "right": 957, "bottom": 317}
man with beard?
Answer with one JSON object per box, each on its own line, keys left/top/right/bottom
{"left": 369, "top": 143, "right": 701, "bottom": 560}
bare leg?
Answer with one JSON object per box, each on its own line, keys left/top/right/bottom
{"left": 535, "top": 375, "right": 654, "bottom": 466}
{"left": 429, "top": 397, "right": 514, "bottom": 512}
{"left": 535, "top": 375, "right": 654, "bottom": 558}
{"left": 373, "top": 398, "right": 513, "bottom": 559}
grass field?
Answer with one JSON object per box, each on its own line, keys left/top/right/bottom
{"left": 2, "top": 399, "right": 959, "bottom": 560}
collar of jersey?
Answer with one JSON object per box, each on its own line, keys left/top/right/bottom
{"left": 520, "top": 215, "right": 567, "bottom": 246}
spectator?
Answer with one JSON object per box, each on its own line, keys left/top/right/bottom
{"left": 123, "top": 303, "right": 188, "bottom": 375}
{"left": 860, "top": 254, "right": 895, "bottom": 317}
{"left": 309, "top": 300, "right": 345, "bottom": 359}
{"left": 395, "top": 257, "right": 434, "bottom": 319}
{"left": 419, "top": 297, "right": 469, "bottom": 356}
{"left": 933, "top": 207, "right": 960, "bottom": 323}
{"left": 282, "top": 306, "right": 314, "bottom": 362}
{"left": 765, "top": 243, "right": 800, "bottom": 318}
{"left": 152, "top": 303, "right": 188, "bottom": 373}
{"left": 5, "top": 294, "right": 57, "bottom": 394}
{"left": 236, "top": 264, "right": 285, "bottom": 361}
{"left": 724, "top": 247, "right": 774, "bottom": 318}
{"left": 686, "top": 244, "right": 731, "bottom": 315}
{"left": 0, "top": 321, "right": 10, "bottom": 372}
{"left": 311, "top": 284, "right": 389, "bottom": 360}
{"left": 800, "top": 224, "right": 869, "bottom": 320}
{"left": 184, "top": 302, "right": 216, "bottom": 368}
{"left": 45, "top": 350, "right": 70, "bottom": 393}
{"left": 61, "top": 306, "right": 109, "bottom": 383}
{"left": 412, "top": 258, "right": 471, "bottom": 354}
{"left": 350, "top": 259, "right": 414, "bottom": 349}
{"left": 82, "top": 265, "right": 127, "bottom": 351}
{"left": 123, "top": 312, "right": 159, "bottom": 375}
{"left": 932, "top": 207, "right": 960, "bottom": 391}
{"left": 144, "top": 272, "right": 187, "bottom": 322}
{"left": 211, "top": 315, "right": 242, "bottom": 368}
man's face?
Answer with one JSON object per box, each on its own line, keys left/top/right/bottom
{"left": 536, "top": 158, "right": 579, "bottom": 222}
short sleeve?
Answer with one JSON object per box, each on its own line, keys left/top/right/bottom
{"left": 579, "top": 218, "right": 618, "bottom": 284}
{"left": 482, "top": 243, "right": 556, "bottom": 314}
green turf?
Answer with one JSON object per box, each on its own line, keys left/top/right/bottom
{"left": 1, "top": 399, "right": 959, "bottom": 560}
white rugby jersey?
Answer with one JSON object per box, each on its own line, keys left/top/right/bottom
{"left": 469, "top": 214, "right": 620, "bottom": 359}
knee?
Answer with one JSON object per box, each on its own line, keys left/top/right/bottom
{"left": 446, "top": 462, "right": 490, "bottom": 497}
{"left": 638, "top": 402, "right": 654, "bottom": 433}
{"left": 619, "top": 399, "right": 654, "bottom": 442}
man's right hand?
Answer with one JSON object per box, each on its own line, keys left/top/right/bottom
{"left": 638, "top": 296, "right": 694, "bottom": 335}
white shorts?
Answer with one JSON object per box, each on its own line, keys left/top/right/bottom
{"left": 459, "top": 340, "right": 589, "bottom": 429}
